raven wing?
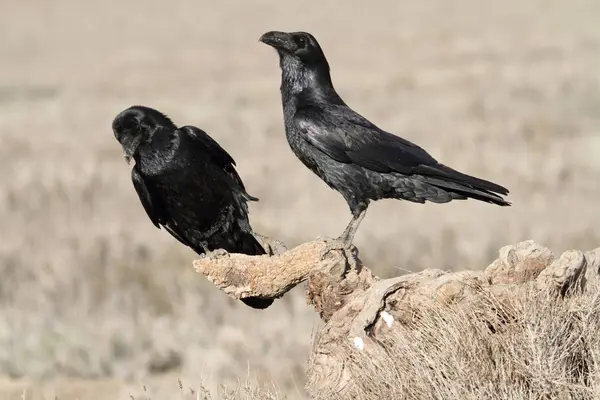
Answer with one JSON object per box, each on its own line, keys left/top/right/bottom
{"left": 131, "top": 166, "right": 164, "bottom": 229}
{"left": 179, "top": 125, "right": 258, "bottom": 201}
{"left": 131, "top": 166, "right": 193, "bottom": 247}
{"left": 296, "top": 105, "right": 509, "bottom": 195}
{"left": 296, "top": 105, "right": 438, "bottom": 174}
{"left": 179, "top": 125, "right": 237, "bottom": 169}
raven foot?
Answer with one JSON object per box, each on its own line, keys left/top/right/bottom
{"left": 200, "top": 247, "right": 230, "bottom": 260}
{"left": 319, "top": 237, "right": 348, "bottom": 261}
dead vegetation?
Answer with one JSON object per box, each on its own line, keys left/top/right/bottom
{"left": 324, "top": 282, "right": 600, "bottom": 400}
{"left": 194, "top": 238, "right": 600, "bottom": 399}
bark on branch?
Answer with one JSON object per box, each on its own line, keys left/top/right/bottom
{"left": 193, "top": 240, "right": 333, "bottom": 300}
{"left": 191, "top": 237, "right": 600, "bottom": 397}
{"left": 193, "top": 238, "right": 375, "bottom": 321}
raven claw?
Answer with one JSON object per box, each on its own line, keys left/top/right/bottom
{"left": 319, "top": 239, "right": 347, "bottom": 261}
{"left": 208, "top": 248, "right": 229, "bottom": 259}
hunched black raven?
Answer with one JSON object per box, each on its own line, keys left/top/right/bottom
{"left": 260, "top": 31, "right": 511, "bottom": 246}
{"left": 112, "top": 105, "right": 273, "bottom": 309}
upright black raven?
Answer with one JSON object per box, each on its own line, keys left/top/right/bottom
{"left": 260, "top": 31, "right": 511, "bottom": 246}
{"left": 112, "top": 105, "right": 273, "bottom": 309}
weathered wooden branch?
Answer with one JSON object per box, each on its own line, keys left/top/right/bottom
{"left": 193, "top": 238, "right": 375, "bottom": 320}
{"left": 192, "top": 236, "right": 600, "bottom": 397}
{"left": 193, "top": 240, "right": 324, "bottom": 299}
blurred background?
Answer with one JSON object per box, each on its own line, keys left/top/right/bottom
{"left": 1, "top": 0, "right": 599, "bottom": 398}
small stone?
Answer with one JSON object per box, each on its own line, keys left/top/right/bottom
{"left": 485, "top": 240, "right": 554, "bottom": 285}
{"left": 585, "top": 247, "right": 600, "bottom": 280}
{"left": 352, "top": 336, "right": 365, "bottom": 351}
{"left": 536, "top": 250, "right": 587, "bottom": 296}
{"left": 380, "top": 311, "right": 394, "bottom": 327}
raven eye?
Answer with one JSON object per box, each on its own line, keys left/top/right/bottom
{"left": 297, "top": 36, "right": 307, "bottom": 47}
{"left": 124, "top": 119, "right": 138, "bottom": 130}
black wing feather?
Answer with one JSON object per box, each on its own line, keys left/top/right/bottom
{"left": 179, "top": 125, "right": 237, "bottom": 169}
{"left": 297, "top": 105, "right": 509, "bottom": 197}
{"left": 131, "top": 166, "right": 193, "bottom": 247}
{"left": 180, "top": 125, "right": 258, "bottom": 201}
{"left": 131, "top": 166, "right": 163, "bottom": 228}
{"left": 298, "top": 106, "right": 437, "bottom": 172}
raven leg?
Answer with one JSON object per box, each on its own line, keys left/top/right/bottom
{"left": 199, "top": 243, "right": 229, "bottom": 259}
{"left": 337, "top": 202, "right": 369, "bottom": 247}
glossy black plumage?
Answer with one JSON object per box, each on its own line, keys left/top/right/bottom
{"left": 112, "top": 105, "right": 272, "bottom": 309}
{"left": 260, "top": 31, "right": 511, "bottom": 246}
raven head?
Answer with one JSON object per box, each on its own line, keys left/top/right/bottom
{"left": 112, "top": 105, "right": 176, "bottom": 164}
{"left": 259, "top": 31, "right": 327, "bottom": 67}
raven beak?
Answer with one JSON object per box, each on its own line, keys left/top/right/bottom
{"left": 119, "top": 135, "right": 140, "bottom": 166}
{"left": 259, "top": 31, "right": 296, "bottom": 52}
{"left": 124, "top": 152, "right": 132, "bottom": 165}
{"left": 123, "top": 147, "right": 133, "bottom": 165}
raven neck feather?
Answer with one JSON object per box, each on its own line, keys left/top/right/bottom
{"left": 279, "top": 56, "right": 344, "bottom": 108}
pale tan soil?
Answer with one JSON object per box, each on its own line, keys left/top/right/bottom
{"left": 0, "top": 0, "right": 599, "bottom": 398}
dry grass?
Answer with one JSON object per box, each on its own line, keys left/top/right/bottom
{"left": 9, "top": 281, "right": 600, "bottom": 399}
{"left": 322, "top": 281, "right": 600, "bottom": 400}
{"left": 6, "top": 375, "right": 285, "bottom": 400}
{"left": 1, "top": 0, "right": 600, "bottom": 398}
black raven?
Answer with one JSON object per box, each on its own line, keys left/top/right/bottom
{"left": 112, "top": 105, "right": 273, "bottom": 309}
{"left": 260, "top": 31, "right": 511, "bottom": 246}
